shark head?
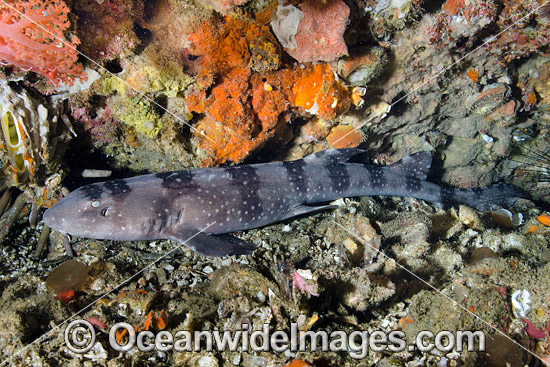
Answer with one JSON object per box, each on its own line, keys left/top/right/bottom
{"left": 43, "top": 181, "right": 139, "bottom": 241}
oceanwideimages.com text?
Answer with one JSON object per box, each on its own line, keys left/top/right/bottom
{"left": 66, "top": 320, "right": 485, "bottom": 358}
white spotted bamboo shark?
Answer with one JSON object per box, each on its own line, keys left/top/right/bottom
{"left": 43, "top": 149, "right": 524, "bottom": 257}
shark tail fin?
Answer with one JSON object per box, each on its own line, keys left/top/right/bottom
{"left": 453, "top": 183, "right": 529, "bottom": 211}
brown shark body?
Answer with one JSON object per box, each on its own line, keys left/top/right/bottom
{"left": 43, "top": 149, "right": 524, "bottom": 257}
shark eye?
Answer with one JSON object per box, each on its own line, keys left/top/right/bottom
{"left": 101, "top": 207, "right": 111, "bottom": 216}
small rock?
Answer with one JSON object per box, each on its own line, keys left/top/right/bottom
{"left": 164, "top": 264, "right": 175, "bottom": 272}
{"left": 472, "top": 83, "right": 511, "bottom": 116}
{"left": 457, "top": 205, "right": 483, "bottom": 231}
{"left": 380, "top": 212, "right": 431, "bottom": 245}
{"left": 470, "top": 246, "right": 498, "bottom": 264}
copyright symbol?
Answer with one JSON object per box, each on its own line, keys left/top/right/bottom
{"left": 65, "top": 320, "right": 96, "bottom": 353}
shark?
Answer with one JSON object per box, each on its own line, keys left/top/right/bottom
{"left": 43, "top": 149, "right": 524, "bottom": 257}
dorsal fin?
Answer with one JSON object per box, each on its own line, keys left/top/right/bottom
{"left": 386, "top": 151, "right": 432, "bottom": 180}
{"left": 303, "top": 149, "right": 366, "bottom": 165}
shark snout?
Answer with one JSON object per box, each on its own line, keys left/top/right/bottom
{"left": 43, "top": 204, "right": 65, "bottom": 230}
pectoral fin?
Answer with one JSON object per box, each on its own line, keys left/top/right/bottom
{"left": 171, "top": 228, "right": 256, "bottom": 257}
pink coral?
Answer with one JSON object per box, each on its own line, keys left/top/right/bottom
{"left": 286, "top": 0, "right": 349, "bottom": 63}
{"left": 0, "top": 0, "right": 85, "bottom": 85}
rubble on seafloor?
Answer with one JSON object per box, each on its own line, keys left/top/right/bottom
{"left": 0, "top": 0, "right": 550, "bottom": 366}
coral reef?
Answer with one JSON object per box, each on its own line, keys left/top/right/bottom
{"left": 98, "top": 54, "right": 194, "bottom": 138}
{"left": 71, "top": 105, "right": 122, "bottom": 147}
{"left": 73, "top": 0, "right": 143, "bottom": 61}
{"left": 187, "top": 15, "right": 278, "bottom": 83}
{"left": 429, "top": 0, "right": 550, "bottom": 63}
{"left": 186, "top": 15, "right": 350, "bottom": 165}
{"left": 291, "top": 64, "right": 349, "bottom": 119}
{"left": 187, "top": 67, "right": 264, "bottom": 164}
{"left": 188, "top": 62, "right": 350, "bottom": 165}
{"left": 363, "top": 0, "right": 421, "bottom": 39}
{"left": 3, "top": 0, "right": 550, "bottom": 366}
{"left": 428, "top": 0, "right": 497, "bottom": 48}
{"left": 117, "top": 97, "right": 163, "bottom": 138}
{"left": 0, "top": 0, "right": 86, "bottom": 86}
{"left": 199, "top": 0, "right": 249, "bottom": 15}
{"left": 185, "top": 16, "right": 282, "bottom": 164}
{"left": 487, "top": 0, "right": 550, "bottom": 63}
